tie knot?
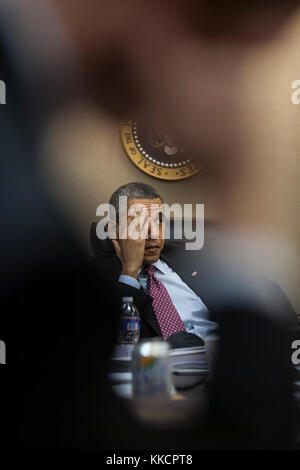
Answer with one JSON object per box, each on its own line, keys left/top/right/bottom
{"left": 143, "top": 264, "right": 155, "bottom": 276}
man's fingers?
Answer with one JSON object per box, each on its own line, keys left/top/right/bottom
{"left": 127, "top": 207, "right": 149, "bottom": 239}
{"left": 140, "top": 212, "right": 149, "bottom": 235}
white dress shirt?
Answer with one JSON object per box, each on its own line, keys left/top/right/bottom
{"left": 119, "top": 258, "right": 218, "bottom": 341}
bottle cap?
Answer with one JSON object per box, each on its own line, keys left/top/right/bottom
{"left": 122, "top": 297, "right": 133, "bottom": 303}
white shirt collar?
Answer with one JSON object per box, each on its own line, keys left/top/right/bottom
{"left": 138, "top": 258, "right": 169, "bottom": 276}
{"left": 152, "top": 258, "right": 169, "bottom": 274}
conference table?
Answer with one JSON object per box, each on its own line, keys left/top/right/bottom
{"left": 108, "top": 343, "right": 210, "bottom": 428}
{"left": 108, "top": 342, "right": 300, "bottom": 432}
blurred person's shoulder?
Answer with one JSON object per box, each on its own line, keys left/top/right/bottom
{"left": 202, "top": 225, "right": 299, "bottom": 326}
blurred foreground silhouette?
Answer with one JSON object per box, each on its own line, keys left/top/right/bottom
{"left": 0, "top": 0, "right": 299, "bottom": 449}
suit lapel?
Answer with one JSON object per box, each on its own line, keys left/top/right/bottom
{"left": 141, "top": 301, "right": 162, "bottom": 336}
{"left": 103, "top": 247, "right": 162, "bottom": 336}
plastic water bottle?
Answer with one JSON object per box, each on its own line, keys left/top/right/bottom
{"left": 118, "top": 297, "right": 141, "bottom": 345}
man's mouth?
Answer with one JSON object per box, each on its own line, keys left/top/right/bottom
{"left": 144, "top": 243, "right": 160, "bottom": 254}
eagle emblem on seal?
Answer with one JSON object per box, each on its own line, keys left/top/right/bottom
{"left": 120, "top": 119, "right": 202, "bottom": 180}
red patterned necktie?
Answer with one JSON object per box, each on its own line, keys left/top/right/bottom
{"left": 143, "top": 264, "right": 186, "bottom": 339}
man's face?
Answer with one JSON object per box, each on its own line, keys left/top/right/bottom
{"left": 126, "top": 197, "right": 165, "bottom": 264}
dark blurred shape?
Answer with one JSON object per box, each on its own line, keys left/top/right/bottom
{"left": 0, "top": 0, "right": 300, "bottom": 450}
{"left": 0, "top": 15, "right": 137, "bottom": 449}
{"left": 170, "top": 0, "right": 300, "bottom": 39}
{"left": 55, "top": 0, "right": 300, "bottom": 110}
{"left": 207, "top": 305, "right": 299, "bottom": 449}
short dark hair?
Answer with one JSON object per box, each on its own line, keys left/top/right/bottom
{"left": 109, "top": 182, "right": 162, "bottom": 220}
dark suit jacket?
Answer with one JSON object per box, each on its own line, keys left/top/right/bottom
{"left": 91, "top": 237, "right": 299, "bottom": 346}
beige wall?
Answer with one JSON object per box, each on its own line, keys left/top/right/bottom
{"left": 39, "top": 12, "right": 300, "bottom": 312}
{"left": 40, "top": 106, "right": 222, "bottom": 245}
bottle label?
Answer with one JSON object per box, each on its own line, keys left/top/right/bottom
{"left": 120, "top": 317, "right": 140, "bottom": 332}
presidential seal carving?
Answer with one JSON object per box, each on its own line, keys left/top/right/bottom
{"left": 120, "top": 119, "right": 202, "bottom": 180}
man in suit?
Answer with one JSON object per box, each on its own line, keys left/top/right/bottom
{"left": 92, "top": 181, "right": 298, "bottom": 350}
{"left": 93, "top": 181, "right": 220, "bottom": 348}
